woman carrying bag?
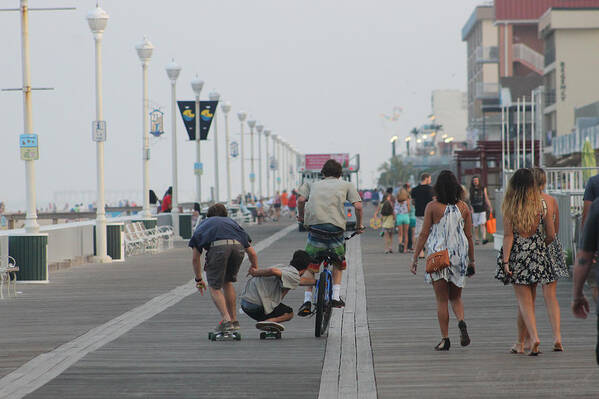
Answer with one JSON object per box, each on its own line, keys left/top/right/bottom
{"left": 411, "top": 170, "right": 476, "bottom": 351}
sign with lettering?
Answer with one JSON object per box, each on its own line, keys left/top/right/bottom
{"left": 194, "top": 162, "right": 203, "bottom": 176}
{"left": 92, "top": 120, "right": 107, "bottom": 142}
{"left": 19, "top": 134, "right": 39, "bottom": 160}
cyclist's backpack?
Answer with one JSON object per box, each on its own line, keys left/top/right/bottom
{"left": 380, "top": 200, "right": 393, "bottom": 216}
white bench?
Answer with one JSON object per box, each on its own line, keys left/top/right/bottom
{"left": 124, "top": 222, "right": 173, "bottom": 256}
{"left": 0, "top": 236, "right": 19, "bottom": 299}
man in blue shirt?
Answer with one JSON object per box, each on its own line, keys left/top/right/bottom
{"left": 573, "top": 197, "right": 599, "bottom": 365}
{"left": 189, "top": 203, "right": 258, "bottom": 334}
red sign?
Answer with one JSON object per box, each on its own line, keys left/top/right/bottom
{"left": 304, "top": 153, "right": 350, "bottom": 171}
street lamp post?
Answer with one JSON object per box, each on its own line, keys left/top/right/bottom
{"left": 272, "top": 134, "right": 279, "bottom": 194}
{"left": 87, "top": 5, "right": 111, "bottom": 262}
{"left": 191, "top": 76, "right": 205, "bottom": 204}
{"left": 135, "top": 36, "right": 154, "bottom": 219}
{"left": 237, "top": 111, "right": 247, "bottom": 201}
{"left": 209, "top": 90, "right": 221, "bottom": 202}
{"left": 221, "top": 101, "right": 232, "bottom": 206}
{"left": 247, "top": 119, "right": 256, "bottom": 198}
{"left": 255, "top": 123, "right": 264, "bottom": 199}
{"left": 281, "top": 140, "right": 288, "bottom": 191}
{"left": 165, "top": 59, "right": 182, "bottom": 238}
{"left": 405, "top": 137, "right": 411, "bottom": 156}
{"left": 264, "top": 129, "right": 271, "bottom": 198}
{"left": 390, "top": 135, "right": 398, "bottom": 158}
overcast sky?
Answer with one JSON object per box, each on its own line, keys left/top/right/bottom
{"left": 0, "top": 0, "right": 482, "bottom": 210}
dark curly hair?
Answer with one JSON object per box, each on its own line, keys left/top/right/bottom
{"left": 207, "top": 203, "right": 228, "bottom": 217}
{"left": 434, "top": 170, "right": 462, "bottom": 205}
{"left": 321, "top": 159, "right": 342, "bottom": 178}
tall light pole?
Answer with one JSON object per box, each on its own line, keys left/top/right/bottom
{"left": 247, "top": 118, "right": 256, "bottom": 198}
{"left": 256, "top": 123, "right": 264, "bottom": 199}
{"left": 272, "top": 134, "right": 279, "bottom": 194}
{"left": 264, "top": 129, "right": 271, "bottom": 198}
{"left": 209, "top": 90, "right": 221, "bottom": 202}
{"left": 191, "top": 75, "right": 205, "bottom": 204}
{"left": 237, "top": 111, "right": 247, "bottom": 200}
{"left": 165, "top": 59, "right": 181, "bottom": 238}
{"left": 135, "top": 36, "right": 154, "bottom": 219}
{"left": 87, "top": 5, "right": 111, "bottom": 262}
{"left": 221, "top": 101, "right": 232, "bottom": 206}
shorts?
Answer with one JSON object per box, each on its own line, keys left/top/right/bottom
{"left": 274, "top": 204, "right": 281, "bottom": 209}
{"left": 410, "top": 217, "right": 416, "bottom": 228}
{"left": 473, "top": 211, "right": 487, "bottom": 227}
{"left": 588, "top": 262, "right": 598, "bottom": 289}
{"left": 288, "top": 207, "right": 296, "bottom": 212}
{"left": 305, "top": 225, "right": 346, "bottom": 273}
{"left": 396, "top": 213, "right": 410, "bottom": 226}
{"left": 241, "top": 300, "right": 293, "bottom": 321}
{"left": 204, "top": 243, "right": 245, "bottom": 289}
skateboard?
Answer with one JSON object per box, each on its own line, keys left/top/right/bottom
{"left": 257, "top": 321, "right": 284, "bottom": 340}
{"left": 208, "top": 331, "right": 241, "bottom": 341}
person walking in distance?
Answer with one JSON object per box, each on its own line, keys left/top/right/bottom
{"left": 495, "top": 169, "right": 555, "bottom": 356}
{"left": 375, "top": 193, "right": 396, "bottom": 254}
{"left": 273, "top": 191, "right": 282, "bottom": 221}
{"left": 411, "top": 170, "right": 475, "bottom": 351}
{"left": 190, "top": 203, "right": 258, "bottom": 334}
{"left": 572, "top": 196, "right": 599, "bottom": 365}
{"left": 287, "top": 190, "right": 298, "bottom": 219}
{"left": 296, "top": 159, "right": 364, "bottom": 314}
{"left": 395, "top": 188, "right": 411, "bottom": 253}
{"left": 411, "top": 173, "right": 434, "bottom": 258}
{"left": 469, "top": 176, "right": 492, "bottom": 245}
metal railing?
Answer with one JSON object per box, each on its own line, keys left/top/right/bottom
{"left": 513, "top": 43, "right": 544, "bottom": 73}
{"left": 545, "top": 89, "right": 556, "bottom": 106}
{"left": 505, "top": 167, "right": 599, "bottom": 193}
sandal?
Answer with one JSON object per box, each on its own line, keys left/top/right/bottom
{"left": 528, "top": 341, "right": 541, "bottom": 356}
{"left": 553, "top": 342, "right": 564, "bottom": 352}
{"left": 434, "top": 337, "right": 451, "bottom": 351}
{"left": 510, "top": 343, "right": 524, "bottom": 354}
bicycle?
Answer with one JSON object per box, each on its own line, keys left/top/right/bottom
{"left": 310, "top": 230, "right": 358, "bottom": 337}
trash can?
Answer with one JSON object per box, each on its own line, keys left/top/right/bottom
{"left": 179, "top": 214, "right": 192, "bottom": 239}
{"left": 9, "top": 234, "right": 48, "bottom": 282}
{"left": 94, "top": 223, "right": 125, "bottom": 262}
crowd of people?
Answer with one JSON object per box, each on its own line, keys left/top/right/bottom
{"left": 186, "top": 160, "right": 597, "bottom": 364}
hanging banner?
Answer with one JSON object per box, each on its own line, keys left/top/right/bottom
{"left": 177, "top": 100, "right": 218, "bottom": 141}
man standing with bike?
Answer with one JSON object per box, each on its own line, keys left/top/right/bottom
{"left": 296, "top": 159, "right": 364, "bottom": 315}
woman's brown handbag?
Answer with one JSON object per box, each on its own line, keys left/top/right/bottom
{"left": 425, "top": 249, "right": 450, "bottom": 273}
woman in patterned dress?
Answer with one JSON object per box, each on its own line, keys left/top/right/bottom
{"left": 495, "top": 168, "right": 555, "bottom": 356}
{"left": 411, "top": 170, "right": 475, "bottom": 351}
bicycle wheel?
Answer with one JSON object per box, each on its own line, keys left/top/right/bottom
{"left": 314, "top": 271, "right": 327, "bottom": 337}
{"left": 321, "top": 272, "right": 333, "bottom": 334}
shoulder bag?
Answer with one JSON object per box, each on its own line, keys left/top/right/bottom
{"left": 425, "top": 249, "right": 450, "bottom": 273}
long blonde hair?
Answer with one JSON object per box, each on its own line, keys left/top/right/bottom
{"left": 502, "top": 168, "right": 541, "bottom": 233}
{"left": 396, "top": 188, "right": 409, "bottom": 202}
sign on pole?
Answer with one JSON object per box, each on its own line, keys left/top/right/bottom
{"left": 194, "top": 162, "right": 204, "bottom": 176}
{"left": 92, "top": 120, "right": 107, "bottom": 142}
{"left": 230, "top": 141, "right": 239, "bottom": 158}
{"left": 149, "top": 109, "right": 164, "bottom": 137}
{"left": 19, "top": 133, "right": 39, "bottom": 161}
{"left": 249, "top": 172, "right": 255, "bottom": 182}
{"left": 177, "top": 100, "right": 219, "bottom": 141}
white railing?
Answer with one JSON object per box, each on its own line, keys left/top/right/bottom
{"left": 513, "top": 43, "right": 544, "bottom": 74}
{"left": 475, "top": 46, "right": 499, "bottom": 63}
{"left": 505, "top": 167, "right": 599, "bottom": 193}
{"left": 553, "top": 123, "right": 599, "bottom": 157}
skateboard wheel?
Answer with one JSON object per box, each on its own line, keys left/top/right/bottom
{"left": 208, "top": 332, "right": 213, "bottom": 340}
{"left": 277, "top": 332, "right": 282, "bottom": 339}
{"left": 235, "top": 333, "right": 242, "bottom": 341}
{"left": 260, "top": 332, "right": 266, "bottom": 340}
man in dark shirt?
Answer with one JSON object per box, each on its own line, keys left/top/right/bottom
{"left": 581, "top": 174, "right": 599, "bottom": 303}
{"left": 411, "top": 173, "right": 434, "bottom": 258}
{"left": 189, "top": 203, "right": 258, "bottom": 334}
{"left": 573, "top": 197, "right": 599, "bottom": 365}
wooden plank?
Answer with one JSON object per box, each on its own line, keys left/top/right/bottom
{"left": 0, "top": 223, "right": 299, "bottom": 399}
{"left": 338, "top": 239, "right": 358, "bottom": 399}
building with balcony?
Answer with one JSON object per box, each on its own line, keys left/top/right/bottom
{"left": 462, "top": 4, "right": 500, "bottom": 141}
{"left": 539, "top": 8, "right": 599, "bottom": 142}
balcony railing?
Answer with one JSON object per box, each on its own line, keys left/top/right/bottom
{"left": 513, "top": 43, "right": 544, "bottom": 74}
{"left": 475, "top": 82, "right": 499, "bottom": 99}
{"left": 475, "top": 46, "right": 499, "bottom": 63}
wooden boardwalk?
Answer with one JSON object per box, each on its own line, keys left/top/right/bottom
{"left": 1, "top": 212, "right": 598, "bottom": 398}
{"left": 360, "top": 210, "right": 599, "bottom": 398}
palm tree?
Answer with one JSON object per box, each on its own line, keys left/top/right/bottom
{"left": 377, "top": 156, "right": 415, "bottom": 187}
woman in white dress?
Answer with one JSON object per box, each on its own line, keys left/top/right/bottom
{"left": 411, "top": 170, "right": 476, "bottom": 351}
